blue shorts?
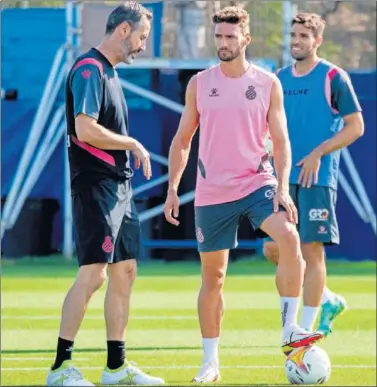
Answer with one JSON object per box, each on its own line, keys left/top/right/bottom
{"left": 194, "top": 185, "right": 282, "bottom": 253}
{"left": 264, "top": 184, "right": 339, "bottom": 246}
{"left": 73, "top": 179, "right": 141, "bottom": 266}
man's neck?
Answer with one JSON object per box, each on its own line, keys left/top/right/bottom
{"left": 96, "top": 39, "right": 118, "bottom": 67}
{"left": 219, "top": 57, "right": 250, "bottom": 78}
{"left": 294, "top": 55, "right": 320, "bottom": 75}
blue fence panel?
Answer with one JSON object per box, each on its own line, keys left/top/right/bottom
{"left": 327, "top": 71, "right": 376, "bottom": 260}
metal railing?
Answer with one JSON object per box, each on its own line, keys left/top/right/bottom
{"left": 1, "top": 44, "right": 67, "bottom": 240}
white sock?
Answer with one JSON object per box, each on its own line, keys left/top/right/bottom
{"left": 202, "top": 337, "right": 219, "bottom": 366}
{"left": 280, "top": 297, "right": 300, "bottom": 332}
{"left": 299, "top": 306, "right": 320, "bottom": 331}
{"left": 321, "top": 286, "right": 335, "bottom": 305}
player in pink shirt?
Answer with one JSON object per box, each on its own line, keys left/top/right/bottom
{"left": 164, "top": 6, "right": 323, "bottom": 382}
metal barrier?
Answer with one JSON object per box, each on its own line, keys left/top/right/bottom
{"left": 8, "top": 109, "right": 66, "bottom": 229}
{"left": 1, "top": 44, "right": 66, "bottom": 240}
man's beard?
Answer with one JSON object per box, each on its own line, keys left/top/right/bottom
{"left": 217, "top": 49, "right": 239, "bottom": 62}
{"left": 291, "top": 47, "right": 313, "bottom": 61}
{"left": 293, "top": 55, "right": 306, "bottom": 61}
{"left": 122, "top": 38, "right": 140, "bottom": 64}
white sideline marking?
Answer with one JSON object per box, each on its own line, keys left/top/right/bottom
{"left": 2, "top": 315, "right": 196, "bottom": 320}
{"left": 2, "top": 365, "right": 376, "bottom": 371}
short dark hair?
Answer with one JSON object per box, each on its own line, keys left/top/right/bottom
{"left": 105, "top": 1, "right": 153, "bottom": 35}
{"left": 291, "top": 13, "right": 326, "bottom": 37}
{"left": 212, "top": 6, "right": 250, "bottom": 35}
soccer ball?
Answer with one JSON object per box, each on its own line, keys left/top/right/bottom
{"left": 285, "top": 345, "right": 331, "bottom": 385}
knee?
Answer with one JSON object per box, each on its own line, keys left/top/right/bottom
{"left": 109, "top": 260, "right": 137, "bottom": 292}
{"left": 279, "top": 226, "right": 300, "bottom": 248}
{"left": 202, "top": 265, "right": 226, "bottom": 290}
{"left": 302, "top": 243, "right": 325, "bottom": 266}
{"left": 92, "top": 266, "right": 108, "bottom": 291}
{"left": 124, "top": 260, "right": 137, "bottom": 284}
{"left": 276, "top": 226, "right": 303, "bottom": 260}
{"left": 263, "top": 242, "right": 279, "bottom": 265}
{"left": 76, "top": 264, "right": 107, "bottom": 295}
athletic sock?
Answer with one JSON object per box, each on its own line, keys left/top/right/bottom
{"left": 299, "top": 306, "right": 320, "bottom": 331}
{"left": 51, "top": 337, "right": 74, "bottom": 370}
{"left": 107, "top": 341, "right": 126, "bottom": 370}
{"left": 321, "top": 286, "right": 335, "bottom": 305}
{"left": 202, "top": 337, "right": 219, "bottom": 366}
{"left": 280, "top": 297, "right": 300, "bottom": 334}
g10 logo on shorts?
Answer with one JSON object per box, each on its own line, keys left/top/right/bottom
{"left": 309, "top": 208, "right": 329, "bottom": 221}
{"left": 264, "top": 188, "right": 276, "bottom": 199}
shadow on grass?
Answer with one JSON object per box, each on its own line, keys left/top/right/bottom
{"left": 2, "top": 345, "right": 279, "bottom": 355}
{"left": 2, "top": 255, "right": 376, "bottom": 278}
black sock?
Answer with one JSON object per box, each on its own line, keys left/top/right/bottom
{"left": 107, "top": 341, "right": 126, "bottom": 370}
{"left": 51, "top": 337, "right": 74, "bottom": 370}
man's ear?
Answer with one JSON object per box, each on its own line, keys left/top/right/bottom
{"left": 244, "top": 33, "right": 252, "bottom": 46}
{"left": 314, "top": 35, "right": 323, "bottom": 48}
{"left": 117, "top": 21, "right": 132, "bottom": 39}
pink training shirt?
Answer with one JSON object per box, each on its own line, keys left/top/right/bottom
{"left": 195, "top": 63, "right": 277, "bottom": 206}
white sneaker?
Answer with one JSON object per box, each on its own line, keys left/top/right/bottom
{"left": 101, "top": 361, "right": 165, "bottom": 385}
{"left": 282, "top": 325, "right": 324, "bottom": 356}
{"left": 46, "top": 361, "right": 94, "bottom": 386}
{"left": 191, "top": 362, "right": 220, "bottom": 383}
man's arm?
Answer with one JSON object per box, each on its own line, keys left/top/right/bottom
{"left": 164, "top": 75, "right": 199, "bottom": 225}
{"left": 313, "top": 69, "right": 364, "bottom": 157}
{"left": 167, "top": 75, "right": 200, "bottom": 192}
{"left": 267, "top": 76, "right": 291, "bottom": 192}
{"left": 71, "top": 64, "right": 139, "bottom": 151}
{"left": 266, "top": 77, "right": 297, "bottom": 223}
{"left": 76, "top": 115, "right": 139, "bottom": 151}
{"left": 313, "top": 112, "right": 364, "bottom": 157}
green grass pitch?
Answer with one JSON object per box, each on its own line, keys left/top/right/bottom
{"left": 1, "top": 256, "right": 376, "bottom": 386}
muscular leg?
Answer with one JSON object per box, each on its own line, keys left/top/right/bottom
{"left": 52, "top": 263, "right": 107, "bottom": 369}
{"left": 101, "top": 257, "right": 164, "bottom": 385}
{"left": 298, "top": 242, "right": 325, "bottom": 330}
{"left": 261, "top": 212, "right": 304, "bottom": 300}
{"left": 260, "top": 212, "right": 324, "bottom": 354}
{"left": 104, "top": 259, "right": 137, "bottom": 370}
{"left": 198, "top": 249, "right": 228, "bottom": 368}
{"left": 261, "top": 213, "right": 304, "bottom": 333}
{"left": 263, "top": 240, "right": 337, "bottom": 330}
{"left": 300, "top": 242, "right": 326, "bottom": 307}
{"left": 105, "top": 259, "right": 137, "bottom": 341}
{"left": 263, "top": 240, "right": 280, "bottom": 266}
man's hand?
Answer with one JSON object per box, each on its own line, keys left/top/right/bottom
{"left": 164, "top": 188, "right": 180, "bottom": 226}
{"left": 132, "top": 142, "right": 152, "bottom": 180}
{"left": 273, "top": 188, "right": 298, "bottom": 224}
{"left": 297, "top": 150, "right": 322, "bottom": 188}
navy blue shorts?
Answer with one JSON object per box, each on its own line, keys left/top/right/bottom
{"left": 194, "top": 185, "right": 282, "bottom": 253}
{"left": 264, "top": 184, "right": 339, "bottom": 246}
{"left": 72, "top": 178, "right": 141, "bottom": 266}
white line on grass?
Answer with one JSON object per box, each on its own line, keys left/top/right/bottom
{"left": 2, "top": 315, "right": 197, "bottom": 320}
{"left": 2, "top": 365, "right": 376, "bottom": 372}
